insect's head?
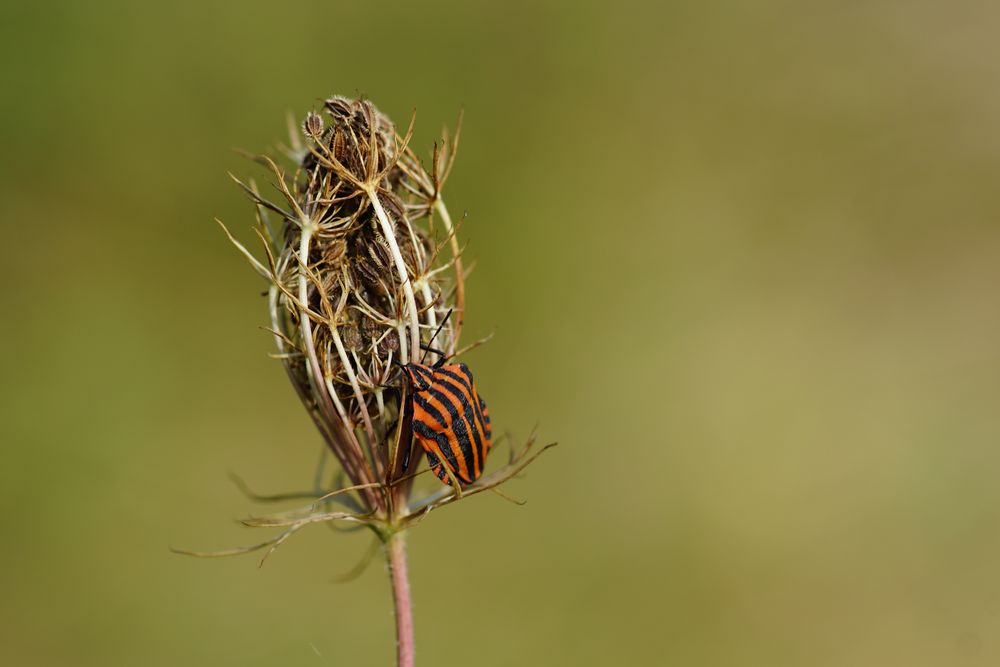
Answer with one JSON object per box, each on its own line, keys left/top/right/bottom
{"left": 401, "top": 363, "right": 433, "bottom": 392}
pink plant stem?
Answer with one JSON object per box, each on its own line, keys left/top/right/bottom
{"left": 387, "top": 533, "right": 415, "bottom": 667}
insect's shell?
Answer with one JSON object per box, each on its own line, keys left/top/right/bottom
{"left": 402, "top": 362, "right": 492, "bottom": 486}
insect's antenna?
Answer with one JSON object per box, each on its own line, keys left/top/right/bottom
{"left": 419, "top": 309, "right": 454, "bottom": 365}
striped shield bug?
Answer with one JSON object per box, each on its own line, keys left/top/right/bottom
{"left": 397, "top": 313, "right": 492, "bottom": 486}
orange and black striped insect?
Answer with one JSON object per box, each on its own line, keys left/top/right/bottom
{"left": 397, "top": 314, "right": 492, "bottom": 486}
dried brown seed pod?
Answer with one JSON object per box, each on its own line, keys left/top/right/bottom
{"left": 303, "top": 110, "right": 324, "bottom": 139}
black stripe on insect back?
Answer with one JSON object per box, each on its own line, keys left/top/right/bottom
{"left": 431, "top": 374, "right": 485, "bottom": 469}
{"left": 424, "top": 449, "right": 449, "bottom": 482}
{"left": 412, "top": 419, "right": 467, "bottom": 482}
{"left": 407, "top": 364, "right": 436, "bottom": 390}
{"left": 437, "top": 363, "right": 476, "bottom": 394}
{"left": 436, "top": 367, "right": 489, "bottom": 460}
{"left": 412, "top": 394, "right": 455, "bottom": 449}
{"left": 478, "top": 395, "right": 492, "bottom": 438}
{"left": 412, "top": 391, "right": 474, "bottom": 480}
{"left": 435, "top": 368, "right": 488, "bottom": 443}
{"left": 477, "top": 399, "right": 491, "bottom": 441}
{"left": 421, "top": 381, "right": 481, "bottom": 479}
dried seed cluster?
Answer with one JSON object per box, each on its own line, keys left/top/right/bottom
{"left": 208, "top": 95, "right": 551, "bottom": 556}
{"left": 247, "top": 96, "right": 468, "bottom": 516}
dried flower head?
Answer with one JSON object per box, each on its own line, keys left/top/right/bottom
{"left": 179, "top": 95, "right": 555, "bottom": 667}
{"left": 193, "top": 96, "right": 553, "bottom": 563}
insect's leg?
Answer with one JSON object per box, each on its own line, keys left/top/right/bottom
{"left": 397, "top": 387, "right": 418, "bottom": 473}
{"left": 432, "top": 464, "right": 449, "bottom": 484}
{"left": 425, "top": 449, "right": 445, "bottom": 482}
{"left": 441, "top": 465, "right": 463, "bottom": 496}
{"left": 401, "top": 438, "right": 414, "bottom": 470}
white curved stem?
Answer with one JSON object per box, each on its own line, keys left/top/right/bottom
{"left": 368, "top": 190, "right": 421, "bottom": 362}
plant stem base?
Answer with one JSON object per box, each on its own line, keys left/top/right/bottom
{"left": 386, "top": 532, "right": 415, "bottom": 667}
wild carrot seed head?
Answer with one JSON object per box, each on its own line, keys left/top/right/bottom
{"left": 217, "top": 95, "right": 553, "bottom": 544}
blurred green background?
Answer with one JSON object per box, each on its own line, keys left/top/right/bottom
{"left": 3, "top": 1, "right": 1000, "bottom": 665}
